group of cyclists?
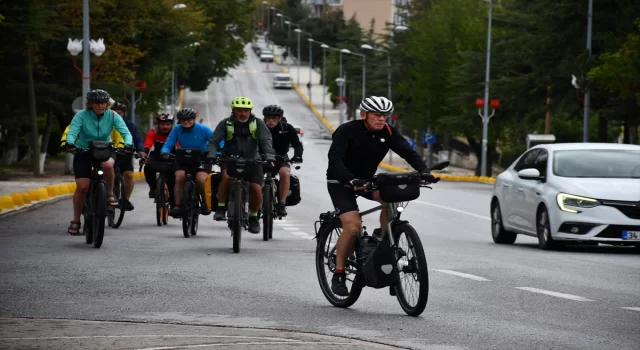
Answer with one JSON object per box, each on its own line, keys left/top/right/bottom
{"left": 63, "top": 89, "right": 304, "bottom": 236}
{"left": 63, "top": 88, "right": 437, "bottom": 299}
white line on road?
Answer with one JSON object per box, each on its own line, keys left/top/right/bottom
{"left": 516, "top": 287, "right": 594, "bottom": 302}
{"left": 621, "top": 307, "right": 640, "bottom": 312}
{"left": 415, "top": 201, "right": 490, "bottom": 221}
{"left": 433, "top": 269, "right": 491, "bottom": 281}
{"left": 281, "top": 227, "right": 300, "bottom": 231}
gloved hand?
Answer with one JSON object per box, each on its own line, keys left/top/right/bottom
{"left": 291, "top": 156, "right": 303, "bottom": 163}
{"left": 419, "top": 171, "right": 439, "bottom": 184}
{"left": 349, "top": 179, "right": 368, "bottom": 191}
{"left": 65, "top": 143, "right": 76, "bottom": 153}
{"left": 123, "top": 144, "right": 135, "bottom": 154}
{"left": 268, "top": 160, "right": 276, "bottom": 169}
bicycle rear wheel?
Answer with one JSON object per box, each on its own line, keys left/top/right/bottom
{"left": 262, "top": 183, "right": 273, "bottom": 241}
{"left": 231, "top": 186, "right": 243, "bottom": 253}
{"left": 110, "top": 174, "right": 126, "bottom": 229}
{"left": 392, "top": 223, "right": 429, "bottom": 316}
{"left": 315, "top": 220, "right": 363, "bottom": 308}
{"left": 190, "top": 192, "right": 199, "bottom": 236}
{"left": 155, "top": 177, "right": 167, "bottom": 227}
{"left": 181, "top": 181, "right": 193, "bottom": 238}
{"left": 92, "top": 181, "right": 107, "bottom": 248}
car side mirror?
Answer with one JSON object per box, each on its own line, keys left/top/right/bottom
{"left": 517, "top": 168, "right": 542, "bottom": 180}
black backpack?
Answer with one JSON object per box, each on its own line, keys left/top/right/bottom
{"left": 275, "top": 174, "right": 301, "bottom": 206}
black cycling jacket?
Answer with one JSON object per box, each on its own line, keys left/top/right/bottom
{"left": 326, "top": 120, "right": 428, "bottom": 185}
{"left": 268, "top": 120, "right": 303, "bottom": 158}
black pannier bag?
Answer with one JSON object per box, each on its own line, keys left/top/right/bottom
{"left": 225, "top": 158, "right": 258, "bottom": 181}
{"left": 376, "top": 171, "right": 421, "bottom": 203}
{"left": 175, "top": 148, "right": 203, "bottom": 169}
{"left": 361, "top": 234, "right": 399, "bottom": 289}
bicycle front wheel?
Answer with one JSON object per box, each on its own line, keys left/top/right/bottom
{"left": 181, "top": 181, "right": 193, "bottom": 238}
{"left": 232, "top": 186, "right": 243, "bottom": 253}
{"left": 83, "top": 197, "right": 93, "bottom": 245}
{"left": 262, "top": 183, "right": 273, "bottom": 241}
{"left": 393, "top": 223, "right": 429, "bottom": 316}
{"left": 155, "top": 177, "right": 167, "bottom": 227}
{"left": 92, "top": 181, "right": 107, "bottom": 248}
{"left": 190, "top": 192, "right": 199, "bottom": 236}
{"left": 315, "top": 220, "right": 363, "bottom": 308}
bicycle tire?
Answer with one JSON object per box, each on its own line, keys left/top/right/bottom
{"left": 262, "top": 183, "right": 273, "bottom": 241}
{"left": 155, "top": 177, "right": 167, "bottom": 227}
{"left": 181, "top": 181, "right": 193, "bottom": 238}
{"left": 83, "top": 197, "right": 93, "bottom": 245}
{"left": 232, "top": 186, "right": 242, "bottom": 253}
{"left": 190, "top": 191, "right": 199, "bottom": 236}
{"left": 110, "top": 174, "right": 126, "bottom": 229}
{"left": 92, "top": 181, "right": 107, "bottom": 248}
{"left": 162, "top": 177, "right": 169, "bottom": 225}
{"left": 392, "top": 223, "right": 429, "bottom": 316}
{"left": 315, "top": 221, "right": 363, "bottom": 308}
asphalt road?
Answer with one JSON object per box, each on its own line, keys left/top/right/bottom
{"left": 1, "top": 45, "right": 639, "bottom": 350}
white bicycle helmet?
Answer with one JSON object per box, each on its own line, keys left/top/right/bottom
{"left": 359, "top": 96, "right": 394, "bottom": 114}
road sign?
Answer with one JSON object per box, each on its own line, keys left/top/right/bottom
{"left": 408, "top": 138, "right": 416, "bottom": 150}
{"left": 423, "top": 132, "right": 436, "bottom": 145}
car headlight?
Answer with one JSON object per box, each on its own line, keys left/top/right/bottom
{"left": 556, "top": 193, "right": 600, "bottom": 213}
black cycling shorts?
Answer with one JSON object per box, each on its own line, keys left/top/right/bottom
{"left": 221, "top": 164, "right": 264, "bottom": 185}
{"left": 115, "top": 153, "right": 134, "bottom": 173}
{"left": 72, "top": 151, "right": 116, "bottom": 179}
{"left": 327, "top": 182, "right": 375, "bottom": 215}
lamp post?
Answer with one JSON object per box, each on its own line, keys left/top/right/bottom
{"left": 340, "top": 49, "right": 366, "bottom": 103}
{"left": 361, "top": 44, "right": 390, "bottom": 101}
{"left": 479, "top": 0, "right": 494, "bottom": 177}
{"left": 321, "top": 44, "right": 328, "bottom": 119}
{"left": 170, "top": 3, "right": 187, "bottom": 117}
{"left": 294, "top": 28, "right": 302, "bottom": 86}
{"left": 339, "top": 49, "right": 347, "bottom": 125}
{"left": 583, "top": 0, "right": 593, "bottom": 142}
{"left": 308, "top": 38, "right": 314, "bottom": 102}
{"left": 476, "top": 98, "right": 500, "bottom": 176}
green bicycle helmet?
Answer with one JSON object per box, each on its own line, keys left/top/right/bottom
{"left": 230, "top": 96, "right": 254, "bottom": 109}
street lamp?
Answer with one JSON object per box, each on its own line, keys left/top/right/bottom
{"left": 170, "top": 3, "right": 187, "bottom": 116}
{"left": 341, "top": 49, "right": 366, "bottom": 105}
{"left": 583, "top": 0, "right": 593, "bottom": 142}
{"left": 479, "top": 0, "right": 494, "bottom": 177}
{"left": 339, "top": 48, "right": 348, "bottom": 125}
{"left": 361, "top": 44, "right": 391, "bottom": 100}
{"left": 308, "top": 38, "right": 315, "bottom": 101}
{"left": 321, "top": 43, "right": 329, "bottom": 118}
{"left": 67, "top": 38, "right": 105, "bottom": 82}
{"left": 294, "top": 28, "right": 302, "bottom": 86}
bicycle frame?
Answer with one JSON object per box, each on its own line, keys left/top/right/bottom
{"left": 357, "top": 201, "right": 404, "bottom": 247}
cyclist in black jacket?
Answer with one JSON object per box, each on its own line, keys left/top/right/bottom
{"left": 262, "top": 105, "right": 303, "bottom": 217}
{"left": 326, "top": 96, "right": 436, "bottom": 297}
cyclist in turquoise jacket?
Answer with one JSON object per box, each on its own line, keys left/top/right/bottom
{"left": 64, "top": 89, "right": 133, "bottom": 236}
{"left": 161, "top": 108, "right": 214, "bottom": 217}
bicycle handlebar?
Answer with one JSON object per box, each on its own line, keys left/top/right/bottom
{"left": 344, "top": 161, "right": 450, "bottom": 193}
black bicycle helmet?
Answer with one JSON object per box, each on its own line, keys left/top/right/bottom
{"left": 86, "top": 89, "right": 111, "bottom": 103}
{"left": 262, "top": 104, "right": 284, "bottom": 117}
{"left": 176, "top": 108, "right": 197, "bottom": 120}
{"left": 157, "top": 112, "right": 175, "bottom": 123}
{"left": 111, "top": 101, "right": 127, "bottom": 111}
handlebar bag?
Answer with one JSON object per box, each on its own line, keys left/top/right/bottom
{"left": 90, "top": 141, "right": 112, "bottom": 162}
{"left": 376, "top": 172, "right": 421, "bottom": 203}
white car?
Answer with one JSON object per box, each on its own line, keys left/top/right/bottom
{"left": 490, "top": 143, "right": 640, "bottom": 250}
{"left": 260, "top": 51, "right": 274, "bottom": 62}
{"left": 272, "top": 73, "right": 293, "bottom": 89}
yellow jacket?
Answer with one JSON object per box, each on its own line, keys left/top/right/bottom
{"left": 61, "top": 125, "right": 125, "bottom": 148}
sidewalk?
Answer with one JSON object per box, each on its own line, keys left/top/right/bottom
{"left": 268, "top": 44, "right": 494, "bottom": 183}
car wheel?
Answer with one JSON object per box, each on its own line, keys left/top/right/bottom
{"left": 537, "top": 206, "right": 561, "bottom": 250}
{"left": 491, "top": 200, "right": 517, "bottom": 244}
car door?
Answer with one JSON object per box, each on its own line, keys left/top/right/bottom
{"left": 516, "top": 149, "right": 548, "bottom": 232}
{"left": 505, "top": 149, "right": 540, "bottom": 231}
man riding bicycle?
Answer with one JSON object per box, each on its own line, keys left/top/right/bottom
{"left": 326, "top": 96, "right": 436, "bottom": 296}
{"left": 143, "top": 112, "right": 178, "bottom": 207}
{"left": 110, "top": 101, "right": 146, "bottom": 211}
{"left": 65, "top": 89, "right": 133, "bottom": 235}
{"left": 161, "top": 108, "right": 213, "bottom": 217}
{"left": 206, "top": 96, "right": 276, "bottom": 234}
{"left": 262, "top": 104, "right": 303, "bottom": 217}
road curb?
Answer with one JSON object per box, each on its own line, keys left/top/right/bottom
{"left": 272, "top": 56, "right": 496, "bottom": 185}
{"left": 0, "top": 171, "right": 147, "bottom": 218}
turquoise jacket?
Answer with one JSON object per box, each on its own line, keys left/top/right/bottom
{"left": 66, "top": 109, "right": 133, "bottom": 149}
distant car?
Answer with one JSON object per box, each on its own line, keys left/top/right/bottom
{"left": 272, "top": 73, "right": 292, "bottom": 89}
{"left": 260, "top": 52, "right": 274, "bottom": 62}
{"left": 490, "top": 143, "right": 640, "bottom": 250}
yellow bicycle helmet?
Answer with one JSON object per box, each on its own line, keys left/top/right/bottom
{"left": 230, "top": 96, "right": 254, "bottom": 109}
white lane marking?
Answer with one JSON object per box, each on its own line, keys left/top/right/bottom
{"left": 139, "top": 341, "right": 355, "bottom": 350}
{"left": 434, "top": 269, "right": 491, "bottom": 281}
{"left": 621, "top": 307, "right": 640, "bottom": 312}
{"left": 516, "top": 287, "right": 594, "bottom": 301}
{"left": 0, "top": 335, "right": 298, "bottom": 341}
{"left": 415, "top": 201, "right": 490, "bottom": 221}
{"left": 274, "top": 223, "right": 296, "bottom": 226}
{"left": 281, "top": 227, "right": 300, "bottom": 231}
{"left": 289, "top": 231, "right": 308, "bottom": 236}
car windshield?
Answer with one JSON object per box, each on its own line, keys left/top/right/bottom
{"left": 276, "top": 76, "right": 290, "bottom": 81}
{"left": 553, "top": 149, "right": 640, "bottom": 178}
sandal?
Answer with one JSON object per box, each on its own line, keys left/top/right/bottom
{"left": 107, "top": 195, "right": 119, "bottom": 207}
{"left": 68, "top": 221, "right": 81, "bottom": 236}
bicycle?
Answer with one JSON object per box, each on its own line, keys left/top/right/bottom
{"left": 215, "top": 156, "right": 267, "bottom": 253}
{"left": 73, "top": 141, "right": 121, "bottom": 248}
{"left": 314, "top": 161, "right": 449, "bottom": 316}
{"left": 260, "top": 155, "right": 301, "bottom": 241}
{"left": 140, "top": 155, "right": 176, "bottom": 227}
{"left": 108, "top": 148, "right": 141, "bottom": 229}
{"left": 175, "top": 148, "right": 208, "bottom": 238}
